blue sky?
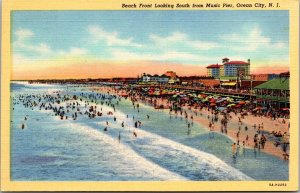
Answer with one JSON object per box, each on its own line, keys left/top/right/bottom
{"left": 12, "top": 10, "right": 289, "bottom": 78}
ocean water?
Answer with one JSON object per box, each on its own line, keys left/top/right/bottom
{"left": 10, "top": 82, "right": 288, "bottom": 181}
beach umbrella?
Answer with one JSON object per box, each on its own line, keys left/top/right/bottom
{"left": 226, "top": 97, "right": 234, "bottom": 102}
{"left": 227, "top": 104, "right": 236, "bottom": 107}
{"left": 216, "top": 98, "right": 226, "bottom": 103}
{"left": 213, "top": 95, "right": 219, "bottom": 99}
{"left": 239, "top": 101, "right": 246, "bottom": 105}
{"left": 154, "top": 91, "right": 160, "bottom": 96}
{"left": 281, "top": 108, "right": 289, "bottom": 111}
{"left": 120, "top": 93, "right": 128, "bottom": 97}
{"left": 209, "top": 98, "right": 216, "bottom": 103}
{"left": 201, "top": 98, "right": 208, "bottom": 102}
{"left": 217, "top": 107, "right": 226, "bottom": 111}
{"left": 182, "top": 97, "right": 189, "bottom": 101}
{"left": 253, "top": 106, "right": 263, "bottom": 111}
{"left": 202, "top": 97, "right": 209, "bottom": 102}
{"left": 161, "top": 90, "right": 168, "bottom": 95}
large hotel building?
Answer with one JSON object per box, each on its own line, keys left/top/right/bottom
{"left": 207, "top": 58, "right": 250, "bottom": 80}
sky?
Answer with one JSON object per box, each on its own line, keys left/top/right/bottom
{"left": 12, "top": 10, "right": 289, "bottom": 80}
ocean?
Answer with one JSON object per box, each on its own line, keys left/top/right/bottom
{"left": 10, "top": 81, "right": 288, "bottom": 181}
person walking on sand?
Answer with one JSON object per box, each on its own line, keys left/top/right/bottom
{"left": 133, "top": 130, "right": 137, "bottom": 138}
{"left": 134, "top": 121, "right": 138, "bottom": 128}
{"left": 231, "top": 143, "right": 237, "bottom": 157}
{"left": 118, "top": 132, "right": 121, "bottom": 143}
{"left": 254, "top": 134, "right": 258, "bottom": 150}
{"left": 242, "top": 141, "right": 246, "bottom": 155}
{"left": 260, "top": 134, "right": 267, "bottom": 149}
{"left": 187, "top": 127, "right": 191, "bottom": 135}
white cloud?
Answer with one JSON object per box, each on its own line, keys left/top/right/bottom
{"left": 88, "top": 25, "right": 142, "bottom": 47}
{"left": 220, "top": 26, "right": 287, "bottom": 51}
{"left": 14, "top": 28, "right": 88, "bottom": 60}
{"left": 109, "top": 48, "right": 212, "bottom": 63}
{"left": 110, "top": 49, "right": 147, "bottom": 60}
{"left": 150, "top": 32, "right": 220, "bottom": 50}
{"left": 58, "top": 47, "right": 87, "bottom": 56}
{"left": 13, "top": 53, "right": 32, "bottom": 65}
{"left": 15, "top": 28, "right": 34, "bottom": 40}
{"left": 157, "top": 51, "right": 204, "bottom": 61}
{"left": 14, "top": 28, "right": 53, "bottom": 55}
{"left": 150, "top": 32, "right": 186, "bottom": 43}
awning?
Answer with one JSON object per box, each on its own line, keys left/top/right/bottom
{"left": 221, "top": 82, "right": 236, "bottom": 86}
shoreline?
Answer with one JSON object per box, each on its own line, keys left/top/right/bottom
{"left": 90, "top": 85, "right": 289, "bottom": 160}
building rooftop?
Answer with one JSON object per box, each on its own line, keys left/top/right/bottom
{"left": 279, "top": 71, "right": 290, "bottom": 77}
{"left": 199, "top": 79, "right": 220, "bottom": 87}
{"left": 206, "top": 64, "right": 221, "bottom": 68}
{"left": 254, "top": 78, "right": 289, "bottom": 90}
{"left": 224, "top": 61, "right": 249, "bottom": 65}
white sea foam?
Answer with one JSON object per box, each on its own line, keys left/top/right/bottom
{"left": 68, "top": 101, "right": 253, "bottom": 180}
{"left": 68, "top": 122, "right": 188, "bottom": 180}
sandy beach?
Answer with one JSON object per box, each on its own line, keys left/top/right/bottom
{"left": 92, "top": 85, "right": 290, "bottom": 160}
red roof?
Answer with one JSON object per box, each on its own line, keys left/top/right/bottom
{"left": 206, "top": 64, "right": 221, "bottom": 68}
{"left": 224, "top": 61, "right": 249, "bottom": 65}
{"left": 279, "top": 71, "right": 290, "bottom": 77}
{"left": 200, "top": 79, "right": 220, "bottom": 86}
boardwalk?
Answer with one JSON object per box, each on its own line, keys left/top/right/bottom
{"left": 135, "top": 84, "right": 256, "bottom": 98}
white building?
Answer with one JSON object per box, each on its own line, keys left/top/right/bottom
{"left": 141, "top": 73, "right": 170, "bottom": 84}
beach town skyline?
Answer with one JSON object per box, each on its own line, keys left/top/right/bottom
{"left": 12, "top": 60, "right": 289, "bottom": 80}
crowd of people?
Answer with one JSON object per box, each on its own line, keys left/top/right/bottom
{"left": 12, "top": 89, "right": 146, "bottom": 142}
{"left": 104, "top": 85, "right": 290, "bottom": 160}
{"left": 13, "top": 83, "right": 290, "bottom": 160}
